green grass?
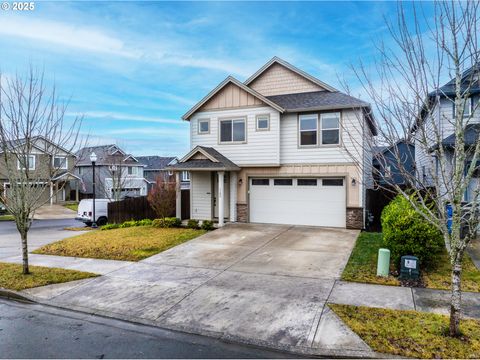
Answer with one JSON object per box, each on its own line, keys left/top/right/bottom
{"left": 63, "top": 203, "right": 78, "bottom": 212}
{"left": 0, "top": 262, "right": 97, "bottom": 291}
{"left": 342, "top": 232, "right": 480, "bottom": 292}
{"left": 330, "top": 304, "right": 480, "bottom": 359}
{"left": 34, "top": 226, "right": 207, "bottom": 261}
{"left": 0, "top": 214, "right": 14, "bottom": 221}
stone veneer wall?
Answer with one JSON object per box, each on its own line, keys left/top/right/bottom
{"left": 346, "top": 207, "right": 363, "bottom": 229}
{"left": 236, "top": 203, "right": 248, "bottom": 223}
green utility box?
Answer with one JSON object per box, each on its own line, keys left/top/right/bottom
{"left": 377, "top": 248, "right": 390, "bottom": 277}
{"left": 400, "top": 255, "right": 420, "bottom": 280}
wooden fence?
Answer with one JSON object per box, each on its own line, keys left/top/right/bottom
{"left": 107, "top": 190, "right": 191, "bottom": 224}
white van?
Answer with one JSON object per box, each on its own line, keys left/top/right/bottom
{"left": 75, "top": 199, "right": 110, "bottom": 226}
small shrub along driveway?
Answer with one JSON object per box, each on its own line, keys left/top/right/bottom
{"left": 342, "top": 232, "right": 480, "bottom": 292}
{"left": 331, "top": 304, "right": 480, "bottom": 359}
{"left": 0, "top": 262, "right": 97, "bottom": 291}
{"left": 34, "top": 226, "right": 207, "bottom": 261}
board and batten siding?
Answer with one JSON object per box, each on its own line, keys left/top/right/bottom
{"left": 279, "top": 109, "right": 365, "bottom": 165}
{"left": 190, "top": 107, "right": 281, "bottom": 166}
{"left": 190, "top": 172, "right": 211, "bottom": 220}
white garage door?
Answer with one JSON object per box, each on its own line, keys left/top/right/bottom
{"left": 249, "top": 177, "right": 346, "bottom": 227}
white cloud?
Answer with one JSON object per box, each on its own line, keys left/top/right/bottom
{"left": 109, "top": 127, "right": 187, "bottom": 137}
{"left": 70, "top": 111, "right": 186, "bottom": 125}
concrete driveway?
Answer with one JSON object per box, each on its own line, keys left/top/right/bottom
{"left": 25, "top": 224, "right": 369, "bottom": 356}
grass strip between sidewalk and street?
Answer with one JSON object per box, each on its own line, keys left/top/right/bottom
{"left": 63, "top": 203, "right": 79, "bottom": 212}
{"left": 341, "top": 232, "right": 480, "bottom": 292}
{"left": 0, "top": 214, "right": 15, "bottom": 221}
{"left": 0, "top": 262, "right": 97, "bottom": 291}
{"left": 33, "top": 226, "right": 207, "bottom": 261}
{"left": 330, "top": 303, "right": 480, "bottom": 359}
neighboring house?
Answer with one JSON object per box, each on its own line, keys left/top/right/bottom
{"left": 372, "top": 140, "right": 415, "bottom": 186}
{"left": 413, "top": 64, "right": 480, "bottom": 201}
{"left": 0, "top": 135, "right": 81, "bottom": 205}
{"left": 169, "top": 57, "right": 377, "bottom": 229}
{"left": 136, "top": 156, "right": 190, "bottom": 191}
{"left": 76, "top": 145, "right": 149, "bottom": 200}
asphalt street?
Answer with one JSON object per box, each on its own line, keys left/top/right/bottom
{"left": 0, "top": 299, "right": 293, "bottom": 359}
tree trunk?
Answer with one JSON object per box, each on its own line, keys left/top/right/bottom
{"left": 449, "top": 261, "right": 462, "bottom": 336}
{"left": 20, "top": 230, "right": 29, "bottom": 275}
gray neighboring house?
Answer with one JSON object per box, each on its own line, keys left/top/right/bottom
{"left": 372, "top": 140, "right": 415, "bottom": 187}
{"left": 136, "top": 156, "right": 190, "bottom": 191}
{"left": 75, "top": 144, "right": 149, "bottom": 200}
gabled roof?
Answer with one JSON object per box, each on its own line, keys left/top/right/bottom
{"left": 168, "top": 146, "right": 240, "bottom": 171}
{"left": 1, "top": 135, "right": 77, "bottom": 157}
{"left": 136, "top": 156, "right": 177, "bottom": 170}
{"left": 244, "top": 56, "right": 338, "bottom": 92}
{"left": 182, "top": 76, "right": 285, "bottom": 120}
{"left": 76, "top": 145, "right": 139, "bottom": 166}
{"left": 441, "top": 124, "right": 480, "bottom": 148}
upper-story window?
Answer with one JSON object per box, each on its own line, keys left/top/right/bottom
{"left": 299, "top": 114, "right": 318, "bottom": 146}
{"left": 256, "top": 114, "right": 270, "bottom": 131}
{"left": 220, "top": 118, "right": 246, "bottom": 143}
{"left": 53, "top": 156, "right": 68, "bottom": 169}
{"left": 198, "top": 119, "right": 210, "bottom": 134}
{"left": 181, "top": 171, "right": 190, "bottom": 181}
{"left": 78, "top": 166, "right": 83, "bottom": 175}
{"left": 321, "top": 113, "right": 340, "bottom": 145}
{"left": 127, "top": 166, "right": 139, "bottom": 176}
{"left": 453, "top": 98, "right": 472, "bottom": 118}
{"left": 17, "top": 154, "right": 35, "bottom": 170}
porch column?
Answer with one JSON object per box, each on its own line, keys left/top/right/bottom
{"left": 175, "top": 171, "right": 181, "bottom": 219}
{"left": 75, "top": 181, "right": 79, "bottom": 202}
{"left": 49, "top": 182, "right": 54, "bottom": 206}
{"left": 229, "top": 172, "right": 237, "bottom": 222}
{"left": 218, "top": 171, "right": 225, "bottom": 227}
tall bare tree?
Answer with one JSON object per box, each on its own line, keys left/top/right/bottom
{"left": 0, "top": 68, "right": 83, "bottom": 274}
{"left": 345, "top": 1, "right": 479, "bottom": 336}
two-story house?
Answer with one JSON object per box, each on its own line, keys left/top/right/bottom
{"left": 0, "top": 135, "right": 82, "bottom": 205}
{"left": 169, "top": 57, "right": 377, "bottom": 229}
{"left": 76, "top": 145, "right": 149, "bottom": 200}
{"left": 136, "top": 156, "right": 191, "bottom": 191}
{"left": 413, "top": 64, "right": 480, "bottom": 201}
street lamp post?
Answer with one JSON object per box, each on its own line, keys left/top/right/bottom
{"left": 90, "top": 152, "right": 98, "bottom": 228}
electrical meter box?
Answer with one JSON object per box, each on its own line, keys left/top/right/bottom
{"left": 400, "top": 255, "right": 420, "bottom": 280}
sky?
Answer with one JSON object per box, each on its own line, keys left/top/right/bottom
{"left": 0, "top": 1, "right": 433, "bottom": 157}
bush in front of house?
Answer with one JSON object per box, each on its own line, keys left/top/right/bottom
{"left": 381, "top": 195, "right": 443, "bottom": 266}
{"left": 201, "top": 220, "right": 215, "bottom": 231}
{"left": 119, "top": 220, "right": 137, "bottom": 228}
{"left": 100, "top": 223, "right": 120, "bottom": 230}
{"left": 101, "top": 218, "right": 154, "bottom": 230}
{"left": 187, "top": 219, "right": 199, "bottom": 229}
{"left": 152, "top": 217, "right": 182, "bottom": 228}
{"left": 137, "top": 219, "right": 153, "bottom": 226}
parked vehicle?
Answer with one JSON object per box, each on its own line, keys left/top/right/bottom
{"left": 75, "top": 199, "right": 110, "bottom": 226}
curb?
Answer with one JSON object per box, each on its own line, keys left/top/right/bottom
{"left": 0, "top": 288, "right": 36, "bottom": 303}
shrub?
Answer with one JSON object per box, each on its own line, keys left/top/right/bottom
{"left": 137, "top": 219, "right": 153, "bottom": 226}
{"left": 187, "top": 219, "right": 199, "bottom": 229}
{"left": 152, "top": 217, "right": 181, "bottom": 228}
{"left": 100, "top": 223, "right": 120, "bottom": 231}
{"left": 147, "top": 177, "right": 176, "bottom": 219}
{"left": 201, "top": 220, "right": 215, "bottom": 231}
{"left": 119, "top": 220, "right": 137, "bottom": 228}
{"left": 381, "top": 195, "right": 443, "bottom": 266}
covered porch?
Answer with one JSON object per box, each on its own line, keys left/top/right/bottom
{"left": 50, "top": 171, "right": 84, "bottom": 205}
{"left": 168, "top": 146, "right": 240, "bottom": 227}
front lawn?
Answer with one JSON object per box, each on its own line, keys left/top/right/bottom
{"left": 330, "top": 304, "right": 480, "bottom": 359}
{"left": 0, "top": 214, "right": 14, "bottom": 221}
{"left": 63, "top": 203, "right": 78, "bottom": 212}
{"left": 0, "top": 262, "right": 97, "bottom": 291}
{"left": 34, "top": 226, "right": 207, "bottom": 261}
{"left": 342, "top": 232, "right": 480, "bottom": 292}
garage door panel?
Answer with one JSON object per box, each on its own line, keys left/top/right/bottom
{"left": 249, "top": 178, "right": 346, "bottom": 227}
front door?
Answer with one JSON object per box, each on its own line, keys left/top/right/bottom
{"left": 213, "top": 172, "right": 230, "bottom": 219}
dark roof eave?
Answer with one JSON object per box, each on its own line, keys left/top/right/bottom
{"left": 168, "top": 166, "right": 241, "bottom": 171}
{"left": 284, "top": 103, "right": 370, "bottom": 113}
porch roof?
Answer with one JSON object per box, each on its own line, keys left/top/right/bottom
{"left": 168, "top": 146, "right": 240, "bottom": 172}
{"left": 52, "top": 171, "right": 82, "bottom": 181}
{"left": 441, "top": 124, "right": 480, "bottom": 148}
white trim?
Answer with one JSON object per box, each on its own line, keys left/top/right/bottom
{"left": 181, "top": 171, "right": 190, "bottom": 181}
{"left": 17, "top": 154, "right": 35, "bottom": 170}
{"left": 298, "top": 114, "right": 319, "bottom": 147}
{"left": 53, "top": 156, "right": 68, "bottom": 170}
{"left": 180, "top": 146, "right": 219, "bottom": 163}
{"left": 256, "top": 114, "right": 270, "bottom": 131}
{"left": 219, "top": 117, "right": 247, "bottom": 144}
{"left": 198, "top": 118, "right": 210, "bottom": 134}
{"left": 320, "top": 112, "right": 341, "bottom": 145}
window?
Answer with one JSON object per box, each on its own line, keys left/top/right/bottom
{"left": 256, "top": 115, "right": 270, "bottom": 131}
{"left": 198, "top": 119, "right": 210, "bottom": 134}
{"left": 385, "top": 165, "right": 392, "bottom": 178}
{"left": 220, "top": 118, "right": 246, "bottom": 143}
{"left": 322, "top": 178, "right": 343, "bottom": 186}
{"left": 127, "top": 166, "right": 139, "bottom": 176}
{"left": 17, "top": 155, "right": 35, "bottom": 170}
{"left": 252, "top": 178, "right": 269, "bottom": 186}
{"left": 53, "top": 156, "right": 68, "bottom": 169}
{"left": 321, "top": 113, "right": 340, "bottom": 145}
{"left": 297, "top": 179, "right": 317, "bottom": 186}
{"left": 299, "top": 114, "right": 318, "bottom": 146}
{"left": 274, "top": 179, "right": 293, "bottom": 186}
{"left": 181, "top": 171, "right": 190, "bottom": 181}
{"left": 453, "top": 98, "right": 472, "bottom": 118}
{"left": 78, "top": 166, "right": 83, "bottom": 175}
{"left": 168, "top": 170, "right": 173, "bottom": 176}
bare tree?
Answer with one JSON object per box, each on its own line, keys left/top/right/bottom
{"left": 344, "top": 1, "right": 479, "bottom": 336}
{"left": 147, "top": 176, "right": 176, "bottom": 219}
{"left": 0, "top": 68, "right": 83, "bottom": 274}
